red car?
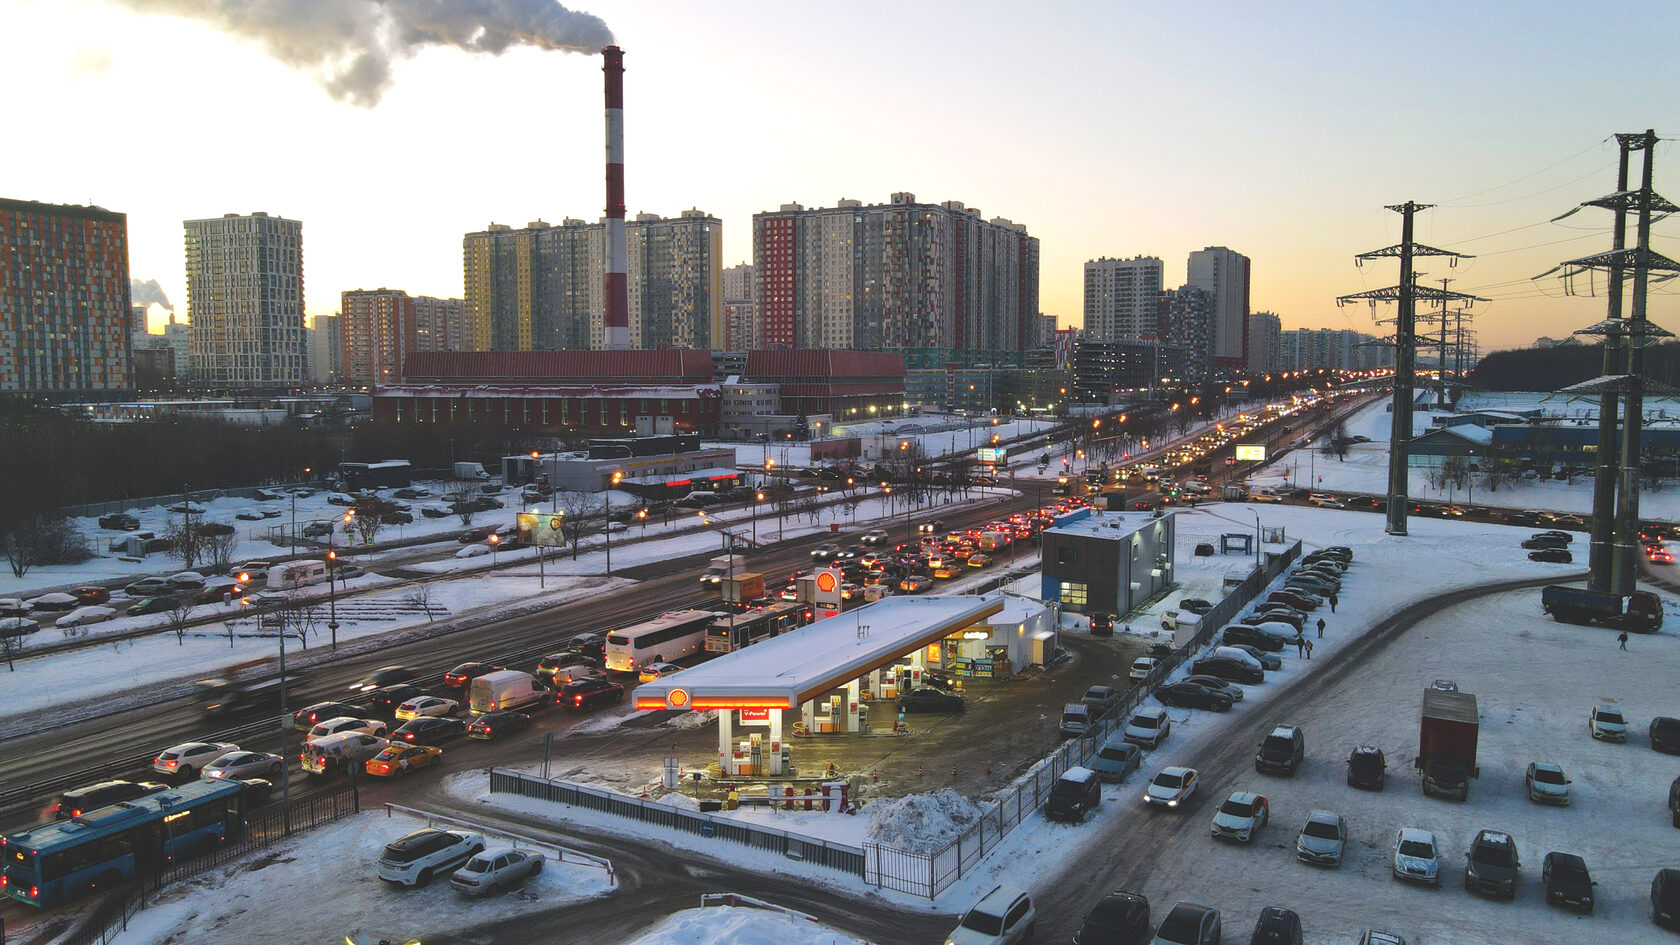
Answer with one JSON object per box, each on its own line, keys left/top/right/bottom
{"left": 443, "top": 662, "right": 504, "bottom": 688}
{"left": 70, "top": 586, "right": 111, "bottom": 605}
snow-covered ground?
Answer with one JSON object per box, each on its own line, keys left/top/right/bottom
{"left": 109, "top": 809, "right": 616, "bottom": 945}
{"left": 625, "top": 904, "right": 873, "bottom": 945}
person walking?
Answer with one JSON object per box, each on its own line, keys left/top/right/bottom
{"left": 1316, "top": 617, "right": 1326, "bottom": 638}
{"left": 1330, "top": 592, "right": 1338, "bottom": 613}
{"left": 1304, "top": 638, "right": 1314, "bottom": 660}
{"left": 1294, "top": 635, "right": 1306, "bottom": 658}
{"left": 1618, "top": 630, "right": 1629, "bottom": 651}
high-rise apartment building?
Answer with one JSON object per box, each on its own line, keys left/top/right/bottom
{"left": 1, "top": 198, "right": 133, "bottom": 397}
{"left": 1186, "top": 246, "right": 1251, "bottom": 370}
{"left": 309, "top": 314, "right": 342, "bottom": 385}
{"left": 1082, "top": 256, "right": 1163, "bottom": 342}
{"left": 414, "top": 295, "right": 464, "bottom": 352}
{"left": 1159, "top": 285, "right": 1214, "bottom": 379}
{"left": 339, "top": 289, "right": 465, "bottom": 388}
{"left": 184, "top": 212, "right": 306, "bottom": 388}
{"left": 751, "top": 193, "right": 1039, "bottom": 353}
{"left": 721, "top": 262, "right": 757, "bottom": 351}
{"left": 1278, "top": 327, "right": 1392, "bottom": 371}
{"left": 462, "top": 210, "right": 721, "bottom": 353}
{"left": 1247, "top": 311, "right": 1282, "bottom": 373}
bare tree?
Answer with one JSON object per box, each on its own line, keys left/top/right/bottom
{"left": 1, "top": 625, "right": 27, "bottom": 670}
{"left": 203, "top": 531, "right": 239, "bottom": 573}
{"left": 551, "top": 491, "right": 605, "bottom": 558}
{"left": 2, "top": 517, "right": 47, "bottom": 578}
{"left": 404, "top": 582, "right": 440, "bottom": 622}
{"left": 164, "top": 518, "right": 203, "bottom": 570}
{"left": 445, "top": 485, "right": 480, "bottom": 526}
{"left": 166, "top": 595, "right": 197, "bottom": 646}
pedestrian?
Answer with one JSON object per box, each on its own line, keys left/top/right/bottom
{"left": 1330, "top": 592, "right": 1338, "bottom": 613}
{"left": 1294, "top": 635, "right": 1305, "bottom": 657}
{"left": 1305, "top": 638, "right": 1314, "bottom": 660}
{"left": 1618, "top": 630, "right": 1629, "bottom": 651}
{"left": 1316, "top": 617, "right": 1326, "bottom": 638}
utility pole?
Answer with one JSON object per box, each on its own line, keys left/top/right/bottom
{"left": 1338, "top": 202, "right": 1482, "bottom": 536}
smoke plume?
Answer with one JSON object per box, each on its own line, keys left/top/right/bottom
{"left": 131, "top": 278, "right": 173, "bottom": 312}
{"left": 114, "top": 0, "right": 613, "bottom": 106}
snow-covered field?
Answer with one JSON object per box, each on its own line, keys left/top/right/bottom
{"left": 626, "top": 905, "right": 873, "bottom": 945}
{"left": 109, "top": 809, "right": 616, "bottom": 945}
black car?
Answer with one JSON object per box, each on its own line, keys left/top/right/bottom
{"left": 292, "top": 701, "right": 362, "bottom": 731}
{"left": 1650, "top": 717, "right": 1680, "bottom": 755}
{"left": 1247, "top": 906, "right": 1303, "bottom": 945}
{"left": 1190, "top": 656, "right": 1264, "bottom": 685}
{"left": 381, "top": 510, "right": 414, "bottom": 525}
{"left": 1541, "top": 852, "right": 1595, "bottom": 914}
{"left": 466, "top": 710, "right": 532, "bottom": 740}
{"left": 1347, "top": 746, "right": 1386, "bottom": 790}
{"left": 1148, "top": 642, "right": 1173, "bottom": 659}
{"left": 127, "top": 596, "right": 179, "bottom": 616}
{"left": 1464, "top": 829, "right": 1521, "bottom": 898}
{"left": 1521, "top": 536, "right": 1569, "bottom": 550}
{"left": 1267, "top": 591, "right": 1319, "bottom": 611}
{"left": 897, "top": 687, "right": 966, "bottom": 713}
{"left": 536, "top": 651, "right": 599, "bottom": 682}
{"left": 1089, "top": 613, "right": 1115, "bottom": 637}
{"left": 569, "top": 633, "right": 607, "bottom": 661}
{"left": 353, "top": 665, "right": 421, "bottom": 692}
{"left": 368, "top": 684, "right": 428, "bottom": 715}
{"left": 1655, "top": 868, "right": 1680, "bottom": 930}
{"left": 1156, "top": 681, "right": 1233, "bottom": 712}
{"left": 99, "top": 513, "right": 141, "bottom": 531}
{"left": 1529, "top": 548, "right": 1574, "bottom": 564}
{"left": 237, "top": 778, "right": 275, "bottom": 804}
{"left": 1178, "top": 598, "right": 1214, "bottom": 615}
{"left": 1532, "top": 530, "right": 1574, "bottom": 543}
{"left": 833, "top": 544, "right": 866, "bottom": 562}
{"left": 560, "top": 675, "right": 625, "bottom": 711}
{"left": 1222, "top": 625, "right": 1286, "bottom": 653}
{"left": 919, "top": 669, "right": 962, "bottom": 692}
{"left": 393, "top": 716, "right": 467, "bottom": 745}
{"left": 1072, "top": 889, "right": 1149, "bottom": 945}
{"left": 54, "top": 780, "right": 168, "bottom": 819}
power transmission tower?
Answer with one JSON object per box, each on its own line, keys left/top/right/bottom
{"left": 1418, "top": 277, "right": 1474, "bottom": 407}
{"left": 1549, "top": 130, "right": 1678, "bottom": 593}
{"left": 1339, "top": 202, "right": 1484, "bottom": 536}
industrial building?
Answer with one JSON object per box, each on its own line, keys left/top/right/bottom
{"left": 1040, "top": 509, "right": 1176, "bottom": 617}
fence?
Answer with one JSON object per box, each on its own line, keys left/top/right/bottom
{"left": 489, "top": 770, "right": 866, "bottom": 879}
{"left": 863, "top": 538, "right": 1305, "bottom": 898}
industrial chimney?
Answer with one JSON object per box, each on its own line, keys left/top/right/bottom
{"left": 602, "top": 45, "right": 630, "bottom": 350}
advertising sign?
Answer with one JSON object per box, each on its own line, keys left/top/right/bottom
{"left": 1235, "top": 444, "right": 1268, "bottom": 462}
{"left": 977, "top": 447, "right": 1007, "bottom": 464}
{"left": 516, "top": 512, "right": 566, "bottom": 548}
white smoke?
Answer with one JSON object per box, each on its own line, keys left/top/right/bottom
{"left": 114, "top": 0, "right": 613, "bottom": 107}
{"left": 131, "top": 278, "right": 173, "bottom": 312}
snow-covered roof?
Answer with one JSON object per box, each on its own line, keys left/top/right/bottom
{"left": 633, "top": 594, "right": 1004, "bottom": 711}
{"left": 1044, "top": 509, "right": 1163, "bottom": 541}
{"left": 621, "top": 467, "right": 741, "bottom": 487}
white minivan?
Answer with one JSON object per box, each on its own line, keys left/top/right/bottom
{"left": 468, "top": 670, "right": 549, "bottom": 715}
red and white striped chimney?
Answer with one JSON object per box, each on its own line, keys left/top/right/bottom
{"left": 602, "top": 45, "right": 630, "bottom": 350}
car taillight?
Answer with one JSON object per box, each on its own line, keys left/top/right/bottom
{"left": 71, "top": 809, "right": 82, "bottom": 817}
{"left": 574, "top": 695, "right": 583, "bottom": 705}
{"left": 30, "top": 885, "right": 38, "bottom": 898}
{"left": 484, "top": 727, "right": 492, "bottom": 734}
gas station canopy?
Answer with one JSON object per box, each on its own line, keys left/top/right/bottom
{"left": 634, "top": 595, "right": 1004, "bottom": 712}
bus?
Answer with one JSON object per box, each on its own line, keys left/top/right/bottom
{"left": 706, "top": 602, "right": 814, "bottom": 654}
{"left": 604, "top": 610, "right": 718, "bottom": 673}
{"left": 2, "top": 778, "right": 246, "bottom": 908}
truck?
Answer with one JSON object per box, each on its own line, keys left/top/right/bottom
{"left": 452, "top": 461, "right": 491, "bottom": 481}
{"left": 698, "top": 554, "right": 747, "bottom": 587}
{"left": 1221, "top": 484, "right": 1247, "bottom": 502}
{"left": 1540, "top": 585, "right": 1663, "bottom": 632}
{"left": 192, "top": 658, "right": 306, "bottom": 717}
{"left": 1418, "top": 688, "right": 1479, "bottom": 801}
{"left": 722, "top": 572, "right": 766, "bottom": 605}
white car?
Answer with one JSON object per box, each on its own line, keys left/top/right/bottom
{"left": 1391, "top": 827, "right": 1442, "bottom": 886}
{"left": 1589, "top": 703, "right": 1627, "bottom": 742}
{"left": 153, "top": 741, "right": 239, "bottom": 777}
{"left": 234, "top": 508, "right": 267, "bottom": 521}
{"left": 395, "top": 696, "right": 459, "bottom": 721}
{"left": 201, "top": 750, "right": 285, "bottom": 781}
{"left": 1295, "top": 809, "right": 1348, "bottom": 866}
{"left": 1209, "top": 791, "right": 1269, "bottom": 843}
{"left": 1525, "top": 762, "right": 1571, "bottom": 805}
{"left": 308, "top": 716, "right": 390, "bottom": 740}
{"left": 1123, "top": 708, "right": 1171, "bottom": 749}
{"left": 862, "top": 529, "right": 891, "bottom": 546}
{"left": 450, "top": 848, "right": 545, "bottom": 896}
{"left": 1129, "top": 657, "right": 1158, "bottom": 681}
{"left": 377, "top": 828, "right": 485, "bottom": 887}
{"left": 946, "top": 883, "right": 1035, "bottom": 945}
{"left": 1143, "top": 766, "right": 1199, "bottom": 809}
{"left": 55, "top": 606, "right": 116, "bottom": 628}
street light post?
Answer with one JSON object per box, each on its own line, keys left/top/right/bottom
{"left": 605, "top": 471, "right": 622, "bottom": 576}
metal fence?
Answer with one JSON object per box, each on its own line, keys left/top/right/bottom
{"left": 489, "top": 770, "right": 866, "bottom": 878}
{"left": 864, "top": 538, "right": 1305, "bottom": 898}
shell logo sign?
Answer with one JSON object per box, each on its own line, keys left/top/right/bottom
{"left": 668, "top": 688, "right": 690, "bottom": 709}
{"left": 816, "top": 571, "right": 838, "bottom": 593}
{"left": 812, "top": 568, "right": 842, "bottom": 610}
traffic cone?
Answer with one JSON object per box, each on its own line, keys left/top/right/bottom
{"left": 917, "top": 764, "right": 924, "bottom": 778}
{"left": 951, "top": 765, "right": 958, "bottom": 778}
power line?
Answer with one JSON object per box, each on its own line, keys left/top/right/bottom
{"left": 1436, "top": 137, "right": 1610, "bottom": 205}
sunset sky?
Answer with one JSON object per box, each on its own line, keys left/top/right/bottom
{"left": 4, "top": 0, "right": 1676, "bottom": 351}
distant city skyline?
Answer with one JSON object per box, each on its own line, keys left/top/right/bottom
{"left": 5, "top": 0, "right": 1675, "bottom": 352}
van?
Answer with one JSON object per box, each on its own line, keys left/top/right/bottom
{"left": 1255, "top": 724, "right": 1305, "bottom": 776}
{"left": 1060, "top": 703, "right": 1092, "bottom": 737}
{"left": 267, "top": 560, "right": 328, "bottom": 590}
{"left": 301, "top": 731, "right": 387, "bottom": 776}
{"left": 469, "top": 670, "right": 548, "bottom": 715}
{"left": 1046, "top": 766, "right": 1101, "bottom": 822}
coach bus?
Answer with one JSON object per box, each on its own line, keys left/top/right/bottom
{"left": 2, "top": 778, "right": 246, "bottom": 908}
{"left": 604, "top": 609, "right": 718, "bottom": 673}
{"left": 706, "top": 601, "right": 814, "bottom": 654}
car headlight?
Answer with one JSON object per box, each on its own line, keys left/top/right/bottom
{"left": 1167, "top": 799, "right": 1179, "bottom": 807}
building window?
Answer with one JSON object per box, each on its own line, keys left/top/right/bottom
{"left": 1060, "top": 581, "right": 1088, "bottom": 611}
{"left": 1057, "top": 547, "right": 1077, "bottom": 566}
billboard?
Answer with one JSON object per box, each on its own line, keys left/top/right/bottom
{"left": 516, "top": 512, "right": 567, "bottom": 548}
{"left": 978, "top": 447, "right": 1007, "bottom": 464}
{"left": 1235, "top": 444, "right": 1268, "bottom": 462}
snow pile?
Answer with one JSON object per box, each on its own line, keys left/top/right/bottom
{"left": 666, "top": 709, "right": 719, "bottom": 730}
{"left": 865, "top": 789, "right": 981, "bottom": 853}
{"left": 628, "top": 906, "right": 872, "bottom": 945}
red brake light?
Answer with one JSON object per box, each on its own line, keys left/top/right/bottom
{"left": 30, "top": 885, "right": 38, "bottom": 898}
{"left": 71, "top": 809, "right": 82, "bottom": 817}
{"left": 574, "top": 695, "right": 583, "bottom": 704}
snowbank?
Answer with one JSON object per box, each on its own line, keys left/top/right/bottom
{"left": 866, "top": 789, "right": 982, "bottom": 854}
{"left": 627, "top": 905, "right": 873, "bottom": 945}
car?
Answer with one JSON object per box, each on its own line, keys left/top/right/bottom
{"left": 395, "top": 696, "right": 459, "bottom": 720}
{"left": 568, "top": 632, "right": 607, "bottom": 661}
{"left": 192, "top": 577, "right": 246, "bottom": 604}
{"left": 1589, "top": 703, "right": 1628, "bottom": 742}
{"left": 1089, "top": 739, "right": 1143, "bottom": 784}
{"left": 55, "top": 606, "right": 116, "bottom": 628}
{"left": 231, "top": 561, "right": 272, "bottom": 584}
{"left": 364, "top": 743, "right": 443, "bottom": 777}
{"left": 1223, "top": 643, "right": 1281, "bottom": 671}
{"left": 1650, "top": 548, "right": 1675, "bottom": 564}
{"left": 443, "top": 662, "right": 505, "bottom": 688}
{"left": 1151, "top": 901, "right": 1221, "bottom": 945}
{"left": 1088, "top": 613, "right": 1115, "bottom": 636}
{"left": 948, "top": 883, "right": 1035, "bottom": 945}
{"left": 377, "top": 828, "right": 486, "bottom": 887}
{"left": 1190, "top": 656, "right": 1264, "bottom": 685}
{"left": 308, "top": 716, "right": 390, "bottom": 740}
{"left": 125, "top": 577, "right": 175, "bottom": 598}
{"left": 1658, "top": 869, "right": 1680, "bottom": 930}
{"left": 899, "top": 687, "right": 966, "bottom": 713}
{"left": 1178, "top": 598, "right": 1214, "bottom": 615}
{"left": 535, "top": 652, "right": 600, "bottom": 683}
{"left": 352, "top": 665, "right": 422, "bottom": 692}
{"left": 392, "top": 716, "right": 467, "bottom": 746}
{"left": 1129, "top": 657, "right": 1158, "bottom": 681}
{"left": 1391, "top": 827, "right": 1442, "bottom": 886}
{"left": 1526, "top": 762, "right": 1571, "bottom": 805}
{"left": 152, "top": 741, "right": 240, "bottom": 778}
{"left": 811, "top": 543, "right": 840, "bottom": 560}
{"left": 861, "top": 528, "right": 891, "bottom": 546}
{"left": 1222, "top": 625, "right": 1286, "bottom": 652}
{"left": 834, "top": 544, "right": 865, "bottom": 562}
{"left": 1123, "top": 708, "right": 1172, "bottom": 748}
{"left": 68, "top": 586, "right": 112, "bottom": 605}
{"left": 899, "top": 574, "right": 933, "bottom": 593}
{"left": 99, "top": 512, "right": 141, "bottom": 531}
{"left": 639, "top": 661, "right": 683, "bottom": 683}
{"left": 1347, "top": 746, "right": 1386, "bottom": 790}
{"left": 1072, "top": 889, "right": 1149, "bottom": 945}
{"left": 1155, "top": 682, "right": 1233, "bottom": 712}
{"left": 392, "top": 487, "right": 430, "bottom": 499}
{"left": 1247, "top": 907, "right": 1303, "bottom": 945}
{"left": 200, "top": 750, "right": 284, "bottom": 781}
{"left": 451, "top": 847, "right": 545, "bottom": 897}
{"left": 1650, "top": 716, "right": 1680, "bottom": 754}
{"left": 1464, "top": 829, "right": 1521, "bottom": 898}
{"left": 235, "top": 508, "right": 267, "bottom": 521}
{"left": 466, "top": 710, "right": 532, "bottom": 740}
{"left": 368, "top": 684, "right": 428, "bottom": 715}
{"left": 776, "top": 584, "right": 801, "bottom": 601}
{"left": 1542, "top": 851, "right": 1595, "bottom": 913}
{"left": 1522, "top": 536, "right": 1569, "bottom": 550}
{"left": 1143, "top": 766, "right": 1198, "bottom": 809}
{"left": 52, "top": 780, "right": 168, "bottom": 819}
{"left": 1529, "top": 548, "right": 1574, "bottom": 563}
{"left": 918, "top": 520, "right": 945, "bottom": 535}
{"left": 292, "top": 701, "right": 362, "bottom": 731}
{"left": 1295, "top": 809, "right": 1348, "bottom": 867}
{"left": 968, "top": 553, "right": 993, "bottom": 568}
{"left": 933, "top": 563, "right": 962, "bottom": 579}
{"left": 1180, "top": 675, "right": 1245, "bottom": 703}
{"left": 1429, "top": 679, "right": 1458, "bottom": 692}
{"left": 1209, "top": 790, "right": 1270, "bottom": 843}
{"left": 559, "top": 675, "right": 625, "bottom": 711}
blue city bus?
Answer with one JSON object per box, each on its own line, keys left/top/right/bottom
{"left": 2, "top": 778, "right": 246, "bottom": 907}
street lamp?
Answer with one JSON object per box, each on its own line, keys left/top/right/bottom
{"left": 487, "top": 531, "right": 500, "bottom": 565}
{"left": 753, "top": 491, "right": 764, "bottom": 546}
{"left": 606, "top": 470, "right": 622, "bottom": 576}
{"left": 638, "top": 507, "right": 648, "bottom": 537}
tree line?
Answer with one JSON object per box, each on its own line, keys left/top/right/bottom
{"left": 1469, "top": 341, "right": 1680, "bottom": 392}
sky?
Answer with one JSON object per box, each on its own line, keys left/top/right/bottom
{"left": 3, "top": 0, "right": 1677, "bottom": 352}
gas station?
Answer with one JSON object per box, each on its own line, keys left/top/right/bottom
{"left": 633, "top": 595, "right": 1005, "bottom": 778}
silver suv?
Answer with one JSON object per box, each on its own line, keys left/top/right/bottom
{"left": 377, "top": 828, "right": 486, "bottom": 887}
{"left": 947, "top": 884, "right": 1035, "bottom": 945}
{"left": 1122, "top": 707, "right": 1171, "bottom": 749}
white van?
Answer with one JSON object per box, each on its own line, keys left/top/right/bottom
{"left": 301, "top": 731, "right": 387, "bottom": 776}
{"left": 267, "top": 560, "right": 328, "bottom": 590}
{"left": 468, "top": 670, "right": 548, "bottom": 715}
